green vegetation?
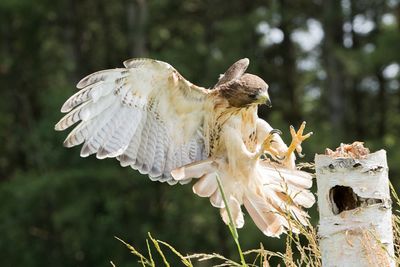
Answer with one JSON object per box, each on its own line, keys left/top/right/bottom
{"left": 0, "top": 0, "right": 399, "bottom": 266}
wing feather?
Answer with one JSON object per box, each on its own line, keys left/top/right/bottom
{"left": 99, "top": 107, "right": 132, "bottom": 158}
{"left": 134, "top": 113, "right": 152, "bottom": 173}
{"left": 56, "top": 58, "right": 209, "bottom": 184}
{"left": 63, "top": 120, "right": 93, "bottom": 147}
{"left": 79, "top": 102, "right": 120, "bottom": 157}
{"left": 141, "top": 116, "right": 159, "bottom": 172}
{"left": 108, "top": 109, "right": 141, "bottom": 158}
{"left": 149, "top": 126, "right": 168, "bottom": 177}
{"left": 122, "top": 110, "right": 147, "bottom": 165}
{"left": 76, "top": 69, "right": 127, "bottom": 89}
{"left": 96, "top": 115, "right": 121, "bottom": 159}
{"left": 61, "top": 81, "right": 115, "bottom": 113}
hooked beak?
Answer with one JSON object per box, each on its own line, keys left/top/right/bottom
{"left": 257, "top": 92, "right": 272, "bottom": 107}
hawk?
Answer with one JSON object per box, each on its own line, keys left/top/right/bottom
{"left": 55, "top": 58, "right": 314, "bottom": 237}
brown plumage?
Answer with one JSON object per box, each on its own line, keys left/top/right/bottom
{"left": 217, "top": 73, "right": 270, "bottom": 108}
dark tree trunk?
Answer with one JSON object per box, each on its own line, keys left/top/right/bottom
{"left": 349, "top": 0, "right": 364, "bottom": 139}
{"left": 377, "top": 70, "right": 386, "bottom": 137}
{"left": 279, "top": 0, "right": 302, "bottom": 126}
{"left": 350, "top": 79, "right": 365, "bottom": 139}
{"left": 99, "top": 0, "right": 113, "bottom": 67}
{"left": 65, "top": 0, "right": 82, "bottom": 82}
{"left": 127, "top": 0, "right": 148, "bottom": 57}
{"left": 321, "top": 0, "right": 345, "bottom": 138}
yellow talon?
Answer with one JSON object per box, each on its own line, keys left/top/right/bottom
{"left": 285, "top": 121, "right": 313, "bottom": 161}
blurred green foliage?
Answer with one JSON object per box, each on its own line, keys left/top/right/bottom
{"left": 0, "top": 0, "right": 399, "bottom": 266}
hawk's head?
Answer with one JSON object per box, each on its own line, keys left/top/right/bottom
{"left": 216, "top": 59, "right": 270, "bottom": 108}
{"left": 219, "top": 74, "right": 270, "bottom": 108}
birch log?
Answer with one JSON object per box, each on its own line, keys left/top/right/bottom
{"left": 315, "top": 144, "right": 394, "bottom": 267}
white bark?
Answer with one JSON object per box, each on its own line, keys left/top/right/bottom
{"left": 315, "top": 149, "right": 394, "bottom": 267}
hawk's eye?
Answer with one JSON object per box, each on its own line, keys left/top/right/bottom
{"left": 248, "top": 93, "right": 258, "bottom": 99}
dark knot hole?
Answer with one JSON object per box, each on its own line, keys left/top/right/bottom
{"left": 329, "top": 185, "right": 359, "bottom": 215}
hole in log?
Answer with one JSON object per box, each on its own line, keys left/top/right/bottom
{"left": 329, "top": 185, "right": 384, "bottom": 215}
{"left": 329, "top": 186, "right": 359, "bottom": 214}
{"left": 353, "top": 163, "right": 362, "bottom": 168}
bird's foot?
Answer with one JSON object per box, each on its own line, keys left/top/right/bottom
{"left": 284, "top": 121, "right": 313, "bottom": 162}
{"left": 256, "top": 129, "right": 283, "bottom": 159}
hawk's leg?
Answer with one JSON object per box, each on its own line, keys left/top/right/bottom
{"left": 283, "top": 121, "right": 313, "bottom": 163}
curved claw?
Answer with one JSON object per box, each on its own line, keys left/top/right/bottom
{"left": 262, "top": 151, "right": 285, "bottom": 161}
{"left": 297, "top": 152, "right": 305, "bottom": 158}
{"left": 270, "top": 129, "right": 282, "bottom": 135}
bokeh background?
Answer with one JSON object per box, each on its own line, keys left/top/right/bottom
{"left": 1, "top": 0, "right": 400, "bottom": 266}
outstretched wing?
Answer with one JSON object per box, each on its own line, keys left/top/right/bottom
{"left": 55, "top": 58, "right": 209, "bottom": 185}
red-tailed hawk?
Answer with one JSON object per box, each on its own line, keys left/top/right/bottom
{"left": 55, "top": 58, "right": 314, "bottom": 237}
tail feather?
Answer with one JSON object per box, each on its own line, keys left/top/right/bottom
{"left": 290, "top": 205, "right": 310, "bottom": 226}
{"left": 171, "top": 159, "right": 216, "bottom": 181}
{"left": 220, "top": 196, "right": 244, "bottom": 228}
{"left": 243, "top": 191, "right": 285, "bottom": 237}
{"left": 210, "top": 190, "right": 225, "bottom": 208}
{"left": 192, "top": 173, "right": 218, "bottom": 197}
{"left": 268, "top": 183, "right": 315, "bottom": 208}
{"left": 290, "top": 190, "right": 315, "bottom": 208}
{"left": 260, "top": 161, "right": 315, "bottom": 210}
{"left": 261, "top": 162, "right": 313, "bottom": 188}
{"left": 258, "top": 160, "right": 315, "bottom": 229}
